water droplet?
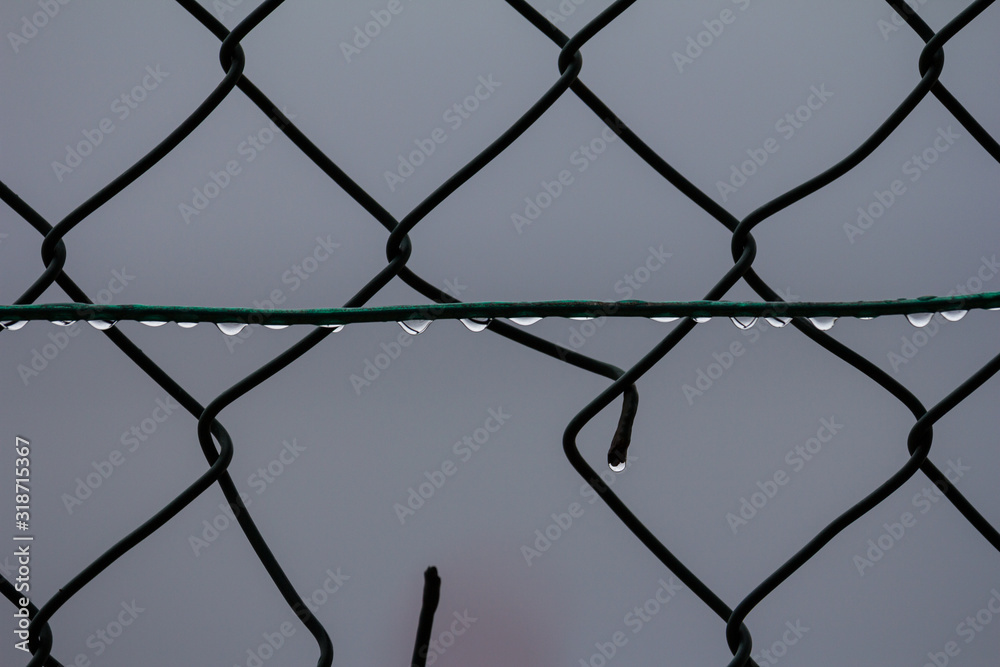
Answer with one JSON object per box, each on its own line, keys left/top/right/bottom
{"left": 399, "top": 320, "right": 431, "bottom": 335}
{"left": 649, "top": 316, "right": 678, "bottom": 323}
{"left": 941, "top": 310, "right": 967, "bottom": 322}
{"left": 88, "top": 320, "right": 116, "bottom": 330}
{"left": 693, "top": 316, "right": 711, "bottom": 323}
{"left": 141, "top": 321, "right": 167, "bottom": 327}
{"left": 460, "top": 318, "right": 491, "bottom": 333}
{"left": 177, "top": 322, "right": 198, "bottom": 328}
{"left": 906, "top": 312, "right": 933, "bottom": 328}
{"left": 320, "top": 324, "right": 344, "bottom": 332}
{"left": 264, "top": 324, "right": 288, "bottom": 330}
{"left": 731, "top": 316, "right": 757, "bottom": 330}
{"left": 216, "top": 322, "right": 247, "bottom": 335}
{"left": 809, "top": 316, "right": 837, "bottom": 331}
{"left": 510, "top": 316, "right": 541, "bottom": 326}
{"left": 570, "top": 316, "right": 594, "bottom": 321}
{"left": 765, "top": 316, "right": 791, "bottom": 328}
{"left": 2, "top": 321, "right": 27, "bottom": 331}
{"left": 608, "top": 448, "right": 628, "bottom": 472}
{"left": 859, "top": 316, "right": 874, "bottom": 320}
{"left": 53, "top": 320, "right": 76, "bottom": 326}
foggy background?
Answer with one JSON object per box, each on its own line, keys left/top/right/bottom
{"left": 1, "top": 1, "right": 999, "bottom": 665}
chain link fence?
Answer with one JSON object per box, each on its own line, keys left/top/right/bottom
{"left": 2, "top": 0, "right": 999, "bottom": 665}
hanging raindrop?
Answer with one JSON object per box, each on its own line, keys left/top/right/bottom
{"left": 731, "top": 316, "right": 757, "bottom": 330}
{"left": 216, "top": 322, "right": 247, "bottom": 336}
{"left": 264, "top": 324, "right": 289, "bottom": 330}
{"left": 141, "top": 321, "right": 167, "bottom": 327}
{"left": 570, "top": 316, "right": 594, "bottom": 321}
{"left": 608, "top": 447, "right": 628, "bottom": 472}
{"left": 809, "top": 316, "right": 837, "bottom": 331}
{"left": 941, "top": 310, "right": 967, "bottom": 322}
{"left": 510, "top": 316, "right": 542, "bottom": 326}
{"left": 693, "top": 316, "right": 711, "bottom": 323}
{"left": 460, "top": 318, "right": 491, "bottom": 333}
{"left": 905, "top": 312, "right": 933, "bottom": 328}
{"left": 177, "top": 322, "right": 198, "bottom": 328}
{"left": 649, "top": 316, "right": 678, "bottom": 323}
{"left": 399, "top": 320, "right": 431, "bottom": 335}
{"left": 87, "top": 320, "right": 116, "bottom": 330}
{"left": 2, "top": 321, "right": 27, "bottom": 331}
{"left": 320, "top": 324, "right": 344, "bottom": 332}
{"left": 52, "top": 320, "right": 76, "bottom": 326}
{"left": 765, "top": 316, "right": 791, "bottom": 328}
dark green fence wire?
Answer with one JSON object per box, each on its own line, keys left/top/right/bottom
{"left": 2, "top": 0, "right": 999, "bottom": 665}
{"left": 5, "top": 292, "right": 1000, "bottom": 326}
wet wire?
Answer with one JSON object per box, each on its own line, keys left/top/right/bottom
{"left": 5, "top": 290, "right": 1000, "bottom": 326}
{"left": 2, "top": 0, "right": 998, "bottom": 665}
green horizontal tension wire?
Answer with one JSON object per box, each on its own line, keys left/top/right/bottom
{"left": 2, "top": 292, "right": 1000, "bottom": 327}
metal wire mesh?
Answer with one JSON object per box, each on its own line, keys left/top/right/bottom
{"left": 2, "top": 1, "right": 998, "bottom": 665}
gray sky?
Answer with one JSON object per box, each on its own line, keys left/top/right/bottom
{"left": 2, "top": 1, "right": 999, "bottom": 665}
